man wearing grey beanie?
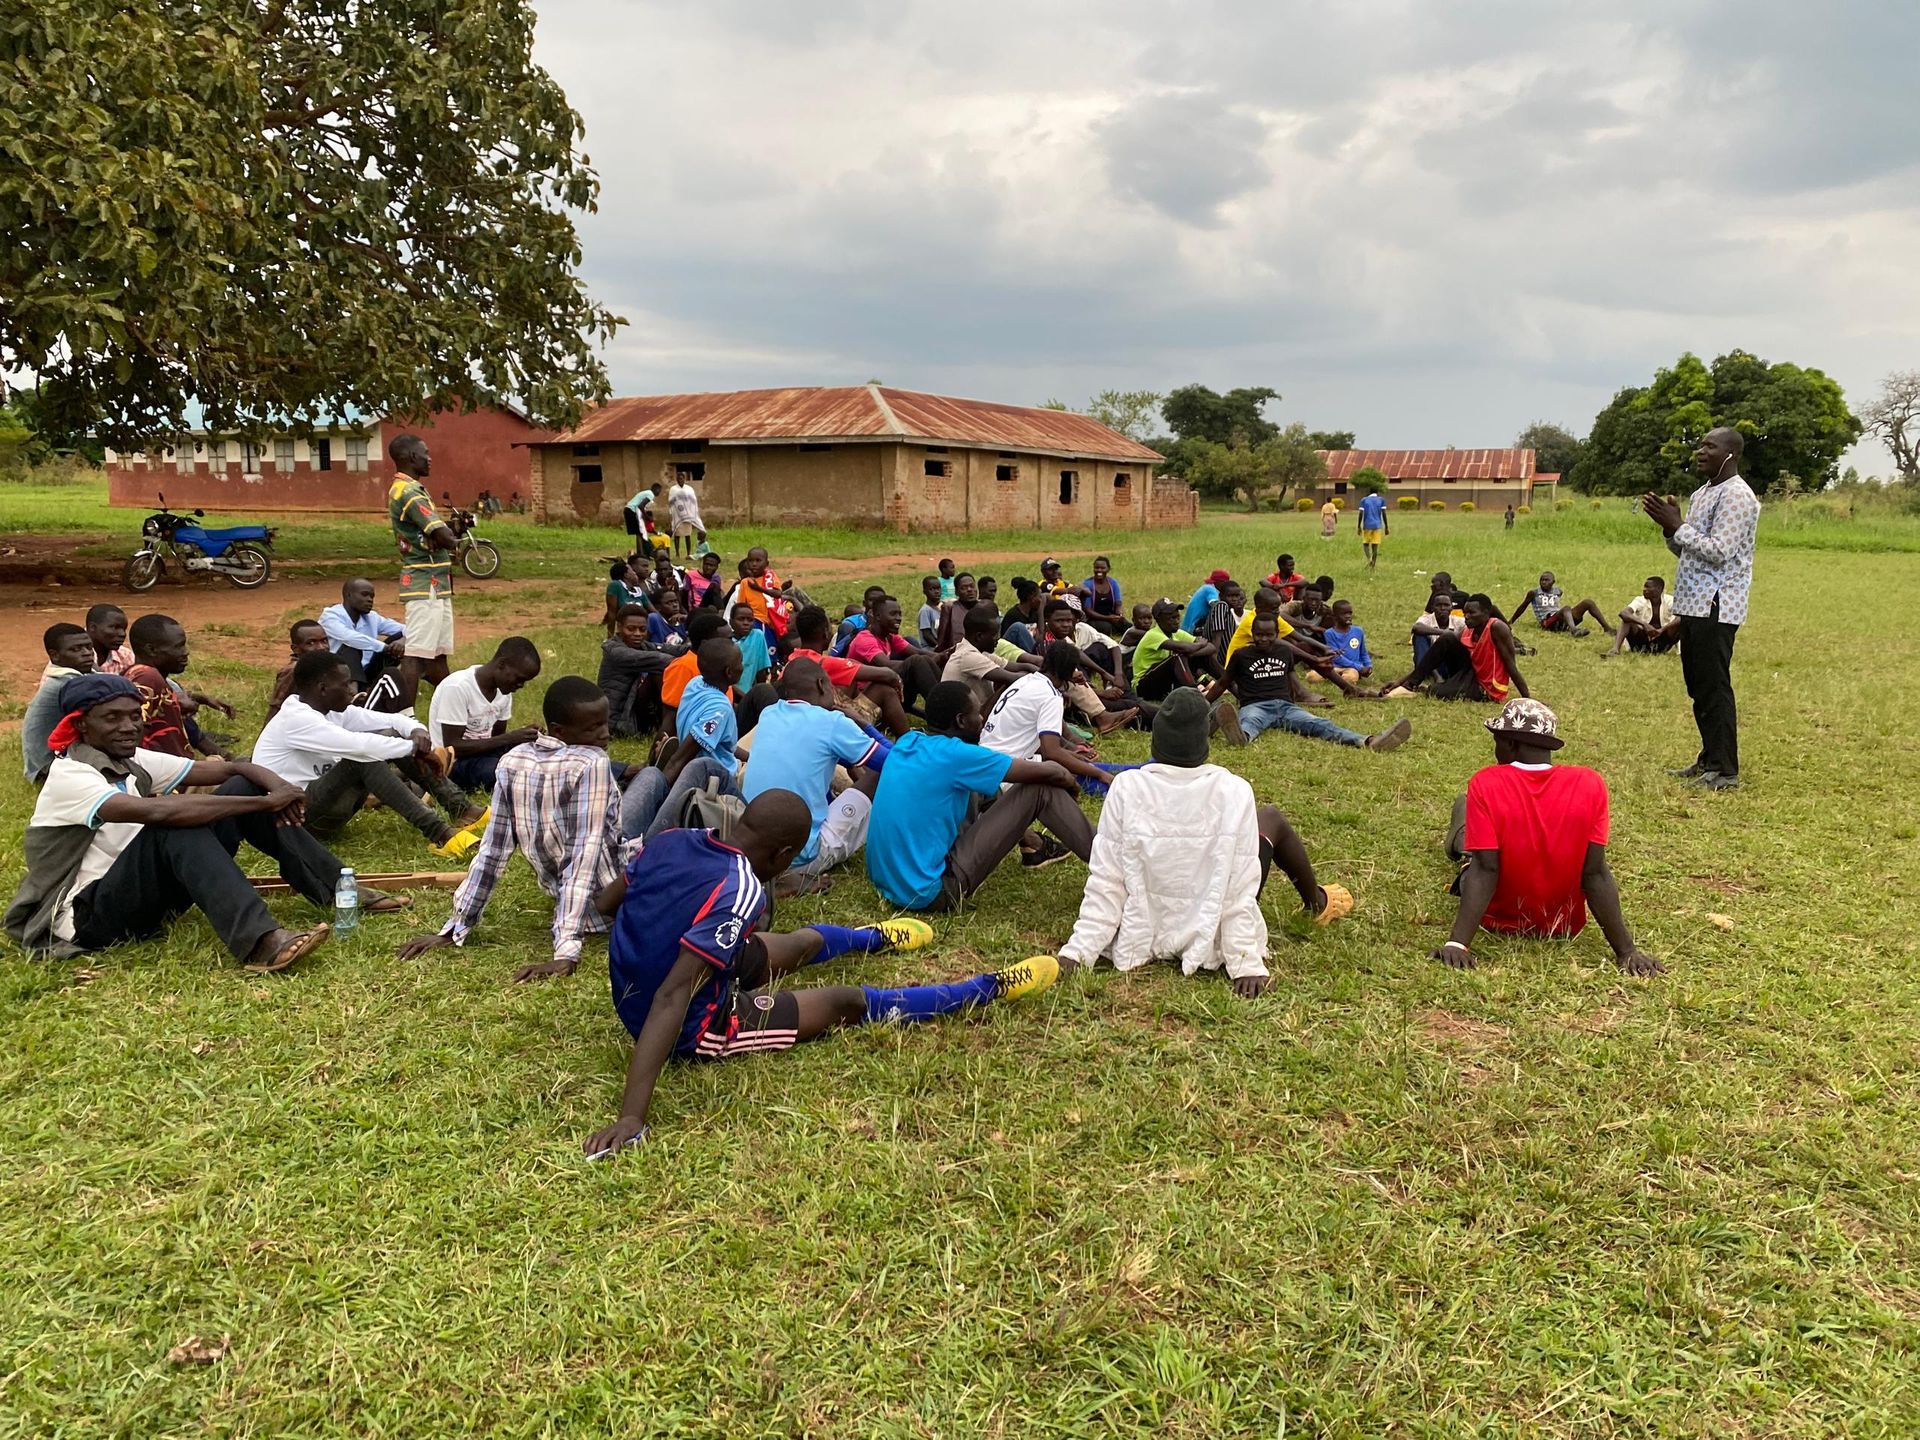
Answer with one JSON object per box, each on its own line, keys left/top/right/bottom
{"left": 1056, "top": 688, "right": 1352, "bottom": 998}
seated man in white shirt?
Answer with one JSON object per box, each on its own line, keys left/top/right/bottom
{"left": 978, "top": 641, "right": 1143, "bottom": 800}
{"left": 1055, "top": 688, "right": 1353, "bottom": 998}
{"left": 3, "top": 673, "right": 403, "bottom": 973}
{"left": 427, "top": 636, "right": 544, "bottom": 794}
{"left": 1605, "top": 575, "right": 1680, "bottom": 656}
{"left": 253, "top": 649, "right": 486, "bottom": 857}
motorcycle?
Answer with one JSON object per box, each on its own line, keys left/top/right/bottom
{"left": 124, "top": 494, "right": 275, "bottom": 592}
{"left": 442, "top": 491, "right": 501, "bottom": 578}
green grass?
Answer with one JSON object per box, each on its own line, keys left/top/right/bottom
{"left": 5, "top": 502, "right": 1920, "bottom": 1437}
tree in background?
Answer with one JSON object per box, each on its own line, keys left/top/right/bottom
{"left": 1085, "top": 390, "right": 1164, "bottom": 444}
{"left": 1571, "top": 351, "right": 1859, "bottom": 496}
{"left": 1161, "top": 385, "right": 1281, "bottom": 449}
{"left": 1184, "top": 424, "right": 1326, "bottom": 512}
{"left": 1349, "top": 465, "right": 1389, "bottom": 493}
{"left": 1307, "top": 430, "right": 1356, "bottom": 451}
{"left": 1514, "top": 421, "right": 1587, "bottom": 478}
{"left": 0, "top": 0, "right": 623, "bottom": 447}
{"left": 1860, "top": 371, "right": 1920, "bottom": 482}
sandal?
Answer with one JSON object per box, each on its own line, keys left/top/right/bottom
{"left": 359, "top": 890, "right": 413, "bottom": 915}
{"left": 243, "top": 924, "right": 330, "bottom": 974}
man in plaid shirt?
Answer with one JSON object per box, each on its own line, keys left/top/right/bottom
{"left": 397, "top": 677, "right": 623, "bottom": 979}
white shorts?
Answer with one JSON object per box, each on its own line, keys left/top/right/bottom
{"left": 792, "top": 788, "right": 872, "bottom": 877}
{"left": 404, "top": 595, "right": 454, "bottom": 658}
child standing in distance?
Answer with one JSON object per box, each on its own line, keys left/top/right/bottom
{"left": 1356, "top": 486, "right": 1389, "bottom": 570}
{"left": 937, "top": 557, "right": 958, "bottom": 602}
{"left": 918, "top": 575, "right": 945, "bottom": 648}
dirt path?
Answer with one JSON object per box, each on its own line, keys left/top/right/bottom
{"left": 1, "top": 574, "right": 586, "bottom": 699}
{"left": 0, "top": 544, "right": 1076, "bottom": 698}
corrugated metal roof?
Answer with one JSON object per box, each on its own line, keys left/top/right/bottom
{"left": 549, "top": 385, "right": 1162, "bottom": 463}
{"left": 1320, "top": 448, "right": 1538, "bottom": 481}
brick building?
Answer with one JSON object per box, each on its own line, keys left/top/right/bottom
{"left": 1313, "top": 448, "right": 1544, "bottom": 510}
{"left": 529, "top": 385, "right": 1192, "bottom": 533}
{"left": 104, "top": 404, "right": 549, "bottom": 512}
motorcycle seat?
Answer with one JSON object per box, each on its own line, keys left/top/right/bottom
{"left": 176, "top": 523, "right": 268, "bottom": 542}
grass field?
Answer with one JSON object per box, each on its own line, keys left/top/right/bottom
{"left": 5, "top": 494, "right": 1920, "bottom": 1437}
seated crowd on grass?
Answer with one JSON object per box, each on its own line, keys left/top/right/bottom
{"left": 11, "top": 520, "right": 1681, "bottom": 1156}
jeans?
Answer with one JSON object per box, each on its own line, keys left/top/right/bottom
{"left": 450, "top": 752, "right": 501, "bottom": 794}
{"left": 1003, "top": 621, "right": 1038, "bottom": 655}
{"left": 620, "top": 756, "right": 739, "bottom": 841}
{"left": 69, "top": 777, "right": 343, "bottom": 962}
{"left": 1239, "top": 699, "right": 1367, "bottom": 746}
{"left": 1679, "top": 606, "right": 1740, "bottom": 775}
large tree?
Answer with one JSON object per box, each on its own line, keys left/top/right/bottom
{"left": 0, "top": 0, "right": 623, "bottom": 446}
{"left": 1184, "top": 423, "right": 1326, "bottom": 512}
{"left": 1514, "top": 420, "right": 1586, "bottom": 478}
{"left": 1161, "top": 384, "right": 1280, "bottom": 448}
{"left": 1307, "top": 429, "right": 1356, "bottom": 451}
{"left": 1860, "top": 370, "right": 1920, "bottom": 481}
{"left": 1570, "top": 350, "right": 1860, "bottom": 496}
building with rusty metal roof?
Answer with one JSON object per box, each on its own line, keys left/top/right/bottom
{"left": 1311, "top": 448, "right": 1549, "bottom": 509}
{"left": 528, "top": 384, "right": 1194, "bottom": 533}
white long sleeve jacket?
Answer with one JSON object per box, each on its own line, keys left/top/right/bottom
{"left": 252, "top": 695, "right": 424, "bottom": 788}
{"left": 1059, "top": 763, "right": 1270, "bottom": 981}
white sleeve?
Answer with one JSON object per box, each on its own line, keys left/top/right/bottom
{"left": 1037, "top": 687, "right": 1065, "bottom": 737}
{"left": 132, "top": 749, "right": 197, "bottom": 796}
{"left": 1059, "top": 781, "right": 1128, "bottom": 968}
{"left": 338, "top": 705, "right": 424, "bottom": 739}
{"left": 285, "top": 706, "right": 414, "bottom": 763}
{"left": 1217, "top": 786, "right": 1270, "bottom": 980}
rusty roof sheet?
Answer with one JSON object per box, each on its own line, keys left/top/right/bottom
{"left": 549, "top": 385, "right": 1162, "bottom": 462}
{"left": 1319, "top": 448, "right": 1538, "bottom": 481}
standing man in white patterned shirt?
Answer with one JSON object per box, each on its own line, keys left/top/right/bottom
{"left": 1641, "top": 427, "right": 1760, "bottom": 791}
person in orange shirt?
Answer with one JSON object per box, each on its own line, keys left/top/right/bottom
{"left": 723, "top": 546, "right": 796, "bottom": 639}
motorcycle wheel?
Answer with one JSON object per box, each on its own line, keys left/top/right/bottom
{"left": 124, "top": 551, "right": 163, "bottom": 592}
{"left": 224, "top": 544, "right": 272, "bottom": 588}
{"left": 462, "top": 540, "right": 502, "bottom": 578}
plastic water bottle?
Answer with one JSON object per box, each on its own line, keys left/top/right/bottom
{"left": 334, "top": 869, "right": 359, "bottom": 935}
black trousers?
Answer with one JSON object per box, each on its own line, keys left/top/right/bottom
{"left": 69, "top": 778, "right": 343, "bottom": 962}
{"left": 1402, "top": 633, "right": 1489, "bottom": 701}
{"left": 1680, "top": 607, "right": 1740, "bottom": 776}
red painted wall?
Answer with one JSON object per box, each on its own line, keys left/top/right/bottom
{"left": 107, "top": 406, "right": 551, "bottom": 512}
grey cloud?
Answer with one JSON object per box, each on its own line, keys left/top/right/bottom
{"left": 535, "top": 0, "right": 1919, "bottom": 469}
{"left": 1097, "top": 91, "right": 1271, "bottom": 225}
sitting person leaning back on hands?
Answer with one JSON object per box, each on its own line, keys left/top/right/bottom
{"left": 1434, "top": 698, "right": 1661, "bottom": 977}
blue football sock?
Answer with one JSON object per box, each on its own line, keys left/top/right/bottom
{"left": 863, "top": 974, "right": 996, "bottom": 1025}
{"left": 805, "top": 923, "right": 887, "bottom": 964}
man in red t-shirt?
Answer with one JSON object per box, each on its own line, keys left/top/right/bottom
{"left": 1433, "top": 698, "right": 1662, "bottom": 975}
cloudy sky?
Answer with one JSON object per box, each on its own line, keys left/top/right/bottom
{"left": 532, "top": 0, "right": 1918, "bottom": 471}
